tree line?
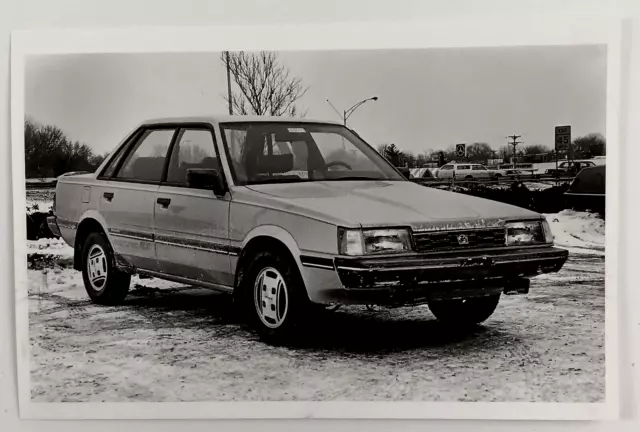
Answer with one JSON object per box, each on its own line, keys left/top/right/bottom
{"left": 376, "top": 133, "right": 606, "bottom": 168}
{"left": 24, "top": 119, "right": 106, "bottom": 178}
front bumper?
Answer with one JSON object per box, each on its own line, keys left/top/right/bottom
{"left": 304, "top": 246, "right": 568, "bottom": 305}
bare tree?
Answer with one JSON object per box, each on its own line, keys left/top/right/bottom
{"left": 376, "top": 144, "right": 389, "bottom": 155}
{"left": 384, "top": 143, "right": 403, "bottom": 166}
{"left": 221, "top": 51, "right": 309, "bottom": 117}
{"left": 523, "top": 144, "right": 551, "bottom": 155}
{"left": 573, "top": 133, "right": 606, "bottom": 158}
{"left": 465, "top": 142, "right": 494, "bottom": 162}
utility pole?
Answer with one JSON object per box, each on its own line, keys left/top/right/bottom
{"left": 506, "top": 134, "right": 523, "bottom": 168}
{"left": 225, "top": 51, "right": 233, "bottom": 115}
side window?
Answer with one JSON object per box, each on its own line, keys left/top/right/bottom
{"left": 102, "top": 144, "right": 128, "bottom": 178}
{"left": 458, "top": 165, "right": 470, "bottom": 170}
{"left": 101, "top": 130, "right": 143, "bottom": 178}
{"left": 115, "top": 129, "right": 175, "bottom": 182}
{"left": 166, "top": 129, "right": 220, "bottom": 185}
{"left": 441, "top": 165, "right": 453, "bottom": 170}
{"left": 472, "top": 166, "right": 485, "bottom": 171}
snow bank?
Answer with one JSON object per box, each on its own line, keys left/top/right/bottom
{"left": 26, "top": 189, "right": 55, "bottom": 214}
{"left": 544, "top": 210, "right": 605, "bottom": 255}
{"left": 27, "top": 238, "right": 74, "bottom": 258}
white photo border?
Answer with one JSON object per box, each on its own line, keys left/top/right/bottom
{"left": 10, "top": 16, "right": 622, "bottom": 420}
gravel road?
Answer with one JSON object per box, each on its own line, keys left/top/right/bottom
{"left": 27, "top": 251, "right": 604, "bottom": 402}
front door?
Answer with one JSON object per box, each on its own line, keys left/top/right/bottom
{"left": 98, "top": 127, "right": 176, "bottom": 271}
{"left": 153, "top": 127, "right": 233, "bottom": 287}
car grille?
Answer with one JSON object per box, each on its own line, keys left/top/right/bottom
{"left": 413, "top": 228, "right": 506, "bottom": 252}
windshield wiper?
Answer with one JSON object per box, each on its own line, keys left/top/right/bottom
{"left": 246, "top": 178, "right": 309, "bottom": 185}
{"left": 322, "top": 176, "right": 382, "bottom": 181}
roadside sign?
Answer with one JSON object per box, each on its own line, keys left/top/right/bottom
{"left": 455, "top": 144, "right": 466, "bottom": 158}
{"left": 555, "top": 125, "right": 571, "bottom": 151}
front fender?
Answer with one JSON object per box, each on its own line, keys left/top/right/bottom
{"left": 240, "top": 224, "right": 304, "bottom": 272}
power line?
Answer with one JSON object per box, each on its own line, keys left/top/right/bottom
{"left": 506, "top": 134, "right": 523, "bottom": 167}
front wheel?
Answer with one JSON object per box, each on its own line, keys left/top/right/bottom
{"left": 81, "top": 232, "right": 131, "bottom": 305}
{"left": 242, "top": 251, "right": 312, "bottom": 345}
{"left": 428, "top": 294, "right": 501, "bottom": 327}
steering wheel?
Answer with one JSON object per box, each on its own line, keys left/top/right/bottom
{"left": 323, "top": 161, "right": 353, "bottom": 171}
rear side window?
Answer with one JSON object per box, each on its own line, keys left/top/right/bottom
{"left": 458, "top": 165, "right": 471, "bottom": 170}
{"left": 472, "top": 166, "right": 485, "bottom": 170}
{"left": 166, "top": 129, "right": 220, "bottom": 185}
{"left": 115, "top": 129, "right": 175, "bottom": 182}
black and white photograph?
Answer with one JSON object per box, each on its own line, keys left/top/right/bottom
{"left": 10, "top": 20, "right": 621, "bottom": 420}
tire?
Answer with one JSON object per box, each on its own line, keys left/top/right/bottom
{"left": 240, "top": 250, "right": 311, "bottom": 345}
{"left": 81, "top": 232, "right": 131, "bottom": 305}
{"left": 428, "top": 294, "right": 501, "bottom": 327}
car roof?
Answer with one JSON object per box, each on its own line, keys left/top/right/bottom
{"left": 138, "top": 115, "right": 342, "bottom": 127}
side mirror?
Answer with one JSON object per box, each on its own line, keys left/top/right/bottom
{"left": 187, "top": 168, "right": 227, "bottom": 196}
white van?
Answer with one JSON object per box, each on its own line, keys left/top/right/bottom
{"left": 436, "top": 163, "right": 494, "bottom": 180}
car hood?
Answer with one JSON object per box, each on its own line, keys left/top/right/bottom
{"left": 240, "top": 180, "right": 541, "bottom": 230}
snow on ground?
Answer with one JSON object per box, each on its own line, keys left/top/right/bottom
{"left": 544, "top": 210, "right": 605, "bottom": 256}
{"left": 23, "top": 208, "right": 605, "bottom": 402}
{"left": 26, "top": 188, "right": 54, "bottom": 214}
{"left": 27, "top": 238, "right": 74, "bottom": 258}
{"left": 524, "top": 182, "right": 556, "bottom": 191}
{"left": 27, "top": 254, "right": 605, "bottom": 402}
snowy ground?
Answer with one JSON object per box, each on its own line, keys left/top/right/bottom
{"left": 26, "top": 188, "right": 54, "bottom": 214}
{"left": 26, "top": 211, "right": 605, "bottom": 402}
{"left": 544, "top": 210, "right": 605, "bottom": 256}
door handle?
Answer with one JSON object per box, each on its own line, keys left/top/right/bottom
{"left": 103, "top": 192, "right": 114, "bottom": 202}
{"left": 156, "top": 197, "right": 171, "bottom": 208}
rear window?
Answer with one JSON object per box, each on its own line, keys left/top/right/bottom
{"left": 440, "top": 165, "right": 453, "bottom": 170}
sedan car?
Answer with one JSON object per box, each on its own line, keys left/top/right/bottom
{"left": 48, "top": 116, "right": 568, "bottom": 344}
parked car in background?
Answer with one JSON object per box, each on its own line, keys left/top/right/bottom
{"left": 48, "top": 116, "right": 568, "bottom": 344}
{"left": 436, "top": 163, "right": 494, "bottom": 180}
{"left": 564, "top": 164, "right": 605, "bottom": 215}
{"left": 409, "top": 167, "right": 438, "bottom": 182}
{"left": 545, "top": 160, "right": 596, "bottom": 177}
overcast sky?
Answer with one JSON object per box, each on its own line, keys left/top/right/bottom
{"left": 25, "top": 45, "right": 606, "bottom": 156}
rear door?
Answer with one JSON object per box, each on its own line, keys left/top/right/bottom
{"left": 153, "top": 126, "right": 233, "bottom": 287}
{"left": 455, "top": 165, "right": 471, "bottom": 178}
{"left": 98, "top": 127, "right": 176, "bottom": 271}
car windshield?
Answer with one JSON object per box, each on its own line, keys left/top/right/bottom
{"left": 219, "top": 122, "right": 405, "bottom": 185}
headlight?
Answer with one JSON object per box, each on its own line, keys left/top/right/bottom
{"left": 338, "top": 227, "right": 413, "bottom": 255}
{"left": 506, "top": 220, "right": 553, "bottom": 246}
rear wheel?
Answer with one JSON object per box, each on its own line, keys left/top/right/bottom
{"left": 241, "top": 250, "right": 311, "bottom": 345}
{"left": 81, "top": 232, "right": 131, "bottom": 305}
{"left": 428, "top": 294, "right": 501, "bottom": 327}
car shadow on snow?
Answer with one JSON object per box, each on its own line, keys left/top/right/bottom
{"left": 288, "top": 309, "right": 508, "bottom": 353}
{"left": 121, "top": 285, "right": 513, "bottom": 353}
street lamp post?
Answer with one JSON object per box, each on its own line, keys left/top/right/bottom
{"left": 326, "top": 96, "right": 378, "bottom": 126}
{"left": 343, "top": 96, "right": 378, "bottom": 126}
